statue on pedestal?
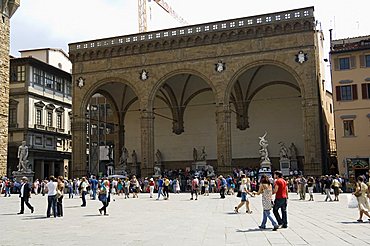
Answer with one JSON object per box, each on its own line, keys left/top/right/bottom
{"left": 278, "top": 142, "right": 289, "bottom": 160}
{"left": 205, "top": 164, "right": 215, "bottom": 177}
{"left": 258, "top": 132, "right": 270, "bottom": 162}
{"left": 17, "top": 141, "right": 29, "bottom": 172}
{"left": 155, "top": 149, "right": 162, "bottom": 164}
{"left": 289, "top": 142, "right": 298, "bottom": 160}
{"left": 107, "top": 144, "right": 114, "bottom": 162}
{"left": 199, "top": 147, "right": 207, "bottom": 161}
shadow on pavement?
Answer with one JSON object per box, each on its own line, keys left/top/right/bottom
{"left": 0, "top": 213, "right": 17, "bottom": 216}
{"left": 83, "top": 214, "right": 102, "bottom": 217}
{"left": 64, "top": 205, "right": 82, "bottom": 209}
{"left": 22, "top": 216, "right": 49, "bottom": 220}
{"left": 340, "top": 221, "right": 369, "bottom": 224}
{"left": 236, "top": 228, "right": 263, "bottom": 233}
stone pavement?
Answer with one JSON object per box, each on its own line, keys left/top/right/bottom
{"left": 0, "top": 192, "right": 369, "bottom": 246}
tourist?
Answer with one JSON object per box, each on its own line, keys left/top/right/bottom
{"left": 331, "top": 175, "right": 341, "bottom": 201}
{"left": 173, "top": 178, "right": 180, "bottom": 194}
{"left": 4, "top": 178, "right": 11, "bottom": 197}
{"left": 307, "top": 177, "right": 315, "bottom": 201}
{"left": 323, "top": 175, "right": 333, "bottom": 202}
{"left": 149, "top": 178, "right": 155, "bottom": 198}
{"left": 67, "top": 179, "right": 73, "bottom": 198}
{"left": 354, "top": 176, "right": 370, "bottom": 222}
{"left": 17, "top": 177, "right": 34, "bottom": 215}
{"left": 33, "top": 179, "right": 39, "bottom": 195}
{"left": 90, "top": 176, "right": 98, "bottom": 200}
{"left": 98, "top": 180, "right": 110, "bottom": 216}
{"left": 190, "top": 176, "right": 199, "bottom": 200}
{"left": 234, "top": 174, "right": 253, "bottom": 214}
{"left": 204, "top": 177, "right": 209, "bottom": 196}
{"left": 219, "top": 175, "right": 227, "bottom": 199}
{"left": 117, "top": 179, "right": 123, "bottom": 196}
{"left": 45, "top": 175, "right": 57, "bottom": 218}
{"left": 131, "top": 175, "right": 139, "bottom": 198}
{"left": 56, "top": 176, "right": 64, "bottom": 217}
{"left": 298, "top": 176, "right": 307, "bottom": 200}
{"left": 210, "top": 178, "right": 215, "bottom": 193}
{"left": 124, "top": 178, "right": 130, "bottom": 199}
{"left": 254, "top": 174, "right": 278, "bottom": 231}
{"left": 80, "top": 177, "right": 88, "bottom": 207}
{"left": 272, "top": 171, "right": 288, "bottom": 228}
{"left": 156, "top": 176, "right": 164, "bottom": 200}
{"left": 163, "top": 176, "right": 170, "bottom": 200}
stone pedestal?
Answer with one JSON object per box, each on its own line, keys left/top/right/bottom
{"left": 12, "top": 170, "right": 35, "bottom": 183}
{"left": 280, "top": 158, "right": 290, "bottom": 176}
{"left": 290, "top": 159, "right": 298, "bottom": 171}
{"left": 192, "top": 161, "right": 207, "bottom": 171}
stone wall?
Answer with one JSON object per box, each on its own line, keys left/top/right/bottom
{"left": 0, "top": 16, "right": 10, "bottom": 176}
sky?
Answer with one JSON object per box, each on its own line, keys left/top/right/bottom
{"left": 8, "top": 0, "right": 370, "bottom": 90}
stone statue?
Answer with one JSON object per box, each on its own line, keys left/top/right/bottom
{"left": 205, "top": 164, "right": 215, "bottom": 177}
{"left": 289, "top": 142, "right": 297, "bottom": 160}
{"left": 119, "top": 146, "right": 128, "bottom": 168}
{"left": 258, "top": 132, "right": 270, "bottom": 162}
{"left": 199, "top": 147, "right": 207, "bottom": 161}
{"left": 193, "top": 148, "right": 198, "bottom": 162}
{"left": 278, "top": 142, "right": 289, "bottom": 160}
{"left": 155, "top": 149, "right": 162, "bottom": 164}
{"left": 17, "top": 141, "right": 29, "bottom": 172}
{"left": 107, "top": 144, "right": 114, "bottom": 161}
{"left": 132, "top": 150, "right": 137, "bottom": 165}
{"left": 154, "top": 165, "right": 161, "bottom": 176}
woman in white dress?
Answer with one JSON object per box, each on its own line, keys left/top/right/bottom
{"left": 354, "top": 176, "right": 370, "bottom": 223}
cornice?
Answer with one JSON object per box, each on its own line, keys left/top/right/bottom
{"left": 69, "top": 7, "right": 315, "bottom": 63}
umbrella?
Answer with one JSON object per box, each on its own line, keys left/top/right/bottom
{"left": 107, "top": 174, "right": 126, "bottom": 179}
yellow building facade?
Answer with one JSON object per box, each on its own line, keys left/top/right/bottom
{"left": 330, "top": 35, "right": 370, "bottom": 178}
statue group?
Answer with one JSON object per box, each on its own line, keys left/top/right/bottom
{"left": 193, "top": 147, "right": 207, "bottom": 162}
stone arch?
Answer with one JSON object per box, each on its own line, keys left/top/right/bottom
{"left": 293, "top": 22, "right": 302, "bottom": 31}
{"left": 224, "top": 60, "right": 305, "bottom": 105}
{"left": 284, "top": 23, "right": 292, "bottom": 32}
{"left": 303, "top": 21, "right": 311, "bottom": 30}
{"left": 148, "top": 69, "right": 217, "bottom": 110}
{"left": 265, "top": 26, "right": 273, "bottom": 34}
{"left": 246, "top": 28, "right": 254, "bottom": 37}
{"left": 82, "top": 52, "right": 89, "bottom": 61}
{"left": 274, "top": 24, "right": 282, "bottom": 33}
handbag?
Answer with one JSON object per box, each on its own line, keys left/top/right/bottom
{"left": 354, "top": 184, "right": 362, "bottom": 197}
{"left": 236, "top": 191, "right": 241, "bottom": 198}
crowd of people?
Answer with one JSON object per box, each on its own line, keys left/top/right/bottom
{"left": 1, "top": 170, "right": 370, "bottom": 226}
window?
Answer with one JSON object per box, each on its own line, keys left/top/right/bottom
{"left": 343, "top": 120, "right": 355, "bottom": 136}
{"left": 339, "top": 58, "right": 350, "bottom": 70}
{"left": 9, "top": 108, "right": 17, "bottom": 126}
{"left": 56, "top": 114, "right": 62, "bottom": 129}
{"left": 33, "top": 67, "right": 43, "bottom": 85}
{"left": 47, "top": 111, "right": 53, "bottom": 127}
{"left": 46, "top": 137, "right": 53, "bottom": 146}
{"left": 362, "top": 83, "right": 370, "bottom": 99}
{"left": 55, "top": 77, "right": 63, "bottom": 92}
{"left": 36, "top": 109, "right": 42, "bottom": 125}
{"left": 336, "top": 85, "right": 357, "bottom": 101}
{"left": 35, "top": 136, "right": 42, "bottom": 145}
{"left": 366, "top": 55, "right": 370, "bottom": 67}
{"left": 12, "top": 65, "right": 26, "bottom": 82}
{"left": 66, "top": 81, "right": 72, "bottom": 96}
{"left": 45, "top": 73, "right": 54, "bottom": 89}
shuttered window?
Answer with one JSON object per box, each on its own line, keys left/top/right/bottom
{"left": 336, "top": 85, "right": 358, "bottom": 101}
{"left": 362, "top": 83, "right": 370, "bottom": 99}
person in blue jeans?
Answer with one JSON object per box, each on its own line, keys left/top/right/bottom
{"left": 156, "top": 176, "right": 164, "bottom": 200}
{"left": 90, "top": 176, "right": 98, "bottom": 200}
{"left": 45, "top": 176, "right": 57, "bottom": 218}
{"left": 254, "top": 174, "right": 279, "bottom": 231}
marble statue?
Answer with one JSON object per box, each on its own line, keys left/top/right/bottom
{"left": 156, "top": 149, "right": 162, "bottom": 164}
{"left": 289, "top": 143, "right": 297, "bottom": 160}
{"left": 107, "top": 144, "right": 114, "bottom": 161}
{"left": 278, "top": 142, "right": 289, "bottom": 160}
{"left": 193, "top": 148, "right": 198, "bottom": 162}
{"left": 17, "top": 141, "right": 29, "bottom": 172}
{"left": 154, "top": 165, "right": 161, "bottom": 176}
{"left": 258, "top": 132, "right": 270, "bottom": 162}
{"left": 199, "top": 147, "right": 207, "bottom": 161}
{"left": 119, "top": 147, "right": 128, "bottom": 168}
{"left": 205, "top": 164, "right": 215, "bottom": 177}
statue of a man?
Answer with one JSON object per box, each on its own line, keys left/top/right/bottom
{"left": 258, "top": 132, "right": 270, "bottom": 162}
{"left": 107, "top": 144, "right": 114, "bottom": 161}
{"left": 132, "top": 150, "right": 137, "bottom": 165}
{"left": 199, "top": 147, "right": 207, "bottom": 161}
{"left": 17, "top": 141, "right": 29, "bottom": 171}
{"left": 193, "top": 148, "right": 198, "bottom": 162}
{"left": 289, "top": 142, "right": 297, "bottom": 160}
{"left": 120, "top": 147, "right": 128, "bottom": 168}
{"left": 279, "top": 142, "right": 289, "bottom": 160}
{"left": 156, "top": 149, "right": 162, "bottom": 164}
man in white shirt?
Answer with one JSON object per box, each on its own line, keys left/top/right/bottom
{"left": 18, "top": 177, "right": 34, "bottom": 214}
{"left": 45, "top": 176, "right": 57, "bottom": 218}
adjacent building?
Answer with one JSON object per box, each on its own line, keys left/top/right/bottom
{"left": 330, "top": 35, "right": 370, "bottom": 178}
{"left": 8, "top": 48, "right": 72, "bottom": 179}
{"left": 0, "top": 0, "right": 20, "bottom": 177}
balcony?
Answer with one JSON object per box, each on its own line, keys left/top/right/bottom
{"left": 34, "top": 124, "right": 45, "bottom": 130}
{"left": 57, "top": 128, "right": 65, "bottom": 133}
{"left": 46, "top": 126, "right": 56, "bottom": 132}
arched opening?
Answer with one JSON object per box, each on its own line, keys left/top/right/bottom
{"left": 84, "top": 82, "right": 139, "bottom": 177}
{"left": 229, "top": 64, "right": 303, "bottom": 173}
{"left": 151, "top": 73, "right": 217, "bottom": 176}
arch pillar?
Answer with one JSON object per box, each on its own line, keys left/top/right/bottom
{"left": 71, "top": 115, "right": 87, "bottom": 177}
{"left": 302, "top": 98, "right": 322, "bottom": 176}
{"left": 216, "top": 104, "right": 232, "bottom": 175}
{"left": 140, "top": 110, "right": 155, "bottom": 177}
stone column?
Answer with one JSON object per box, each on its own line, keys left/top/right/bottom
{"left": 71, "top": 116, "right": 87, "bottom": 177}
{"left": 40, "top": 160, "right": 44, "bottom": 179}
{"left": 0, "top": 0, "right": 20, "bottom": 176}
{"left": 140, "top": 110, "right": 154, "bottom": 178}
{"left": 50, "top": 161, "right": 55, "bottom": 176}
{"left": 302, "top": 98, "right": 323, "bottom": 176}
{"left": 216, "top": 104, "right": 232, "bottom": 175}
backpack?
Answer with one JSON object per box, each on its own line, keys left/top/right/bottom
{"left": 78, "top": 182, "right": 83, "bottom": 191}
